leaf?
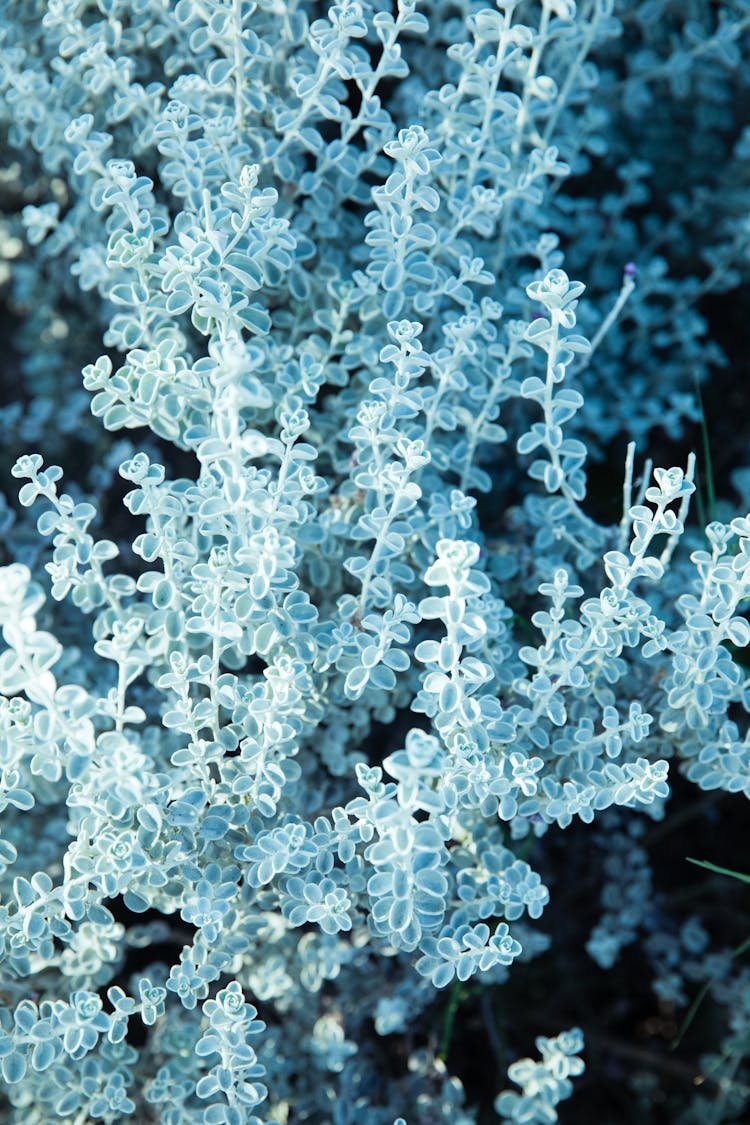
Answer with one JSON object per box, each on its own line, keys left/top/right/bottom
{"left": 1, "top": 1052, "right": 26, "bottom": 1084}
{"left": 381, "top": 261, "right": 404, "bottom": 292}
{"left": 345, "top": 666, "right": 369, "bottom": 697}
{"left": 671, "top": 923, "right": 750, "bottom": 1049}
{"left": 225, "top": 252, "right": 263, "bottom": 291}
{"left": 196, "top": 1072, "right": 220, "bottom": 1099}
{"left": 238, "top": 303, "right": 271, "bottom": 335}
{"left": 686, "top": 857, "right": 750, "bottom": 884}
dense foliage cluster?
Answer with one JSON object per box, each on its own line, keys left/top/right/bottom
{"left": 1, "top": 1, "right": 750, "bottom": 1122}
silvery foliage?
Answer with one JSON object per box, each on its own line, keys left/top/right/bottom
{"left": 0, "top": 0, "right": 749, "bottom": 1121}
{"left": 495, "top": 1026, "right": 584, "bottom": 1124}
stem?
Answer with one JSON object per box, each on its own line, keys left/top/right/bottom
{"left": 495, "top": 1, "right": 551, "bottom": 274}
{"left": 449, "top": 7, "right": 513, "bottom": 200}
{"left": 459, "top": 361, "right": 511, "bottom": 492}
{"left": 659, "top": 451, "right": 695, "bottom": 567}
{"left": 232, "top": 0, "right": 246, "bottom": 136}
{"left": 115, "top": 660, "right": 126, "bottom": 733}
{"left": 537, "top": 309, "right": 598, "bottom": 535}
{"left": 594, "top": 1031, "right": 708, "bottom": 1086}
{"left": 358, "top": 473, "right": 409, "bottom": 614}
{"left": 210, "top": 599, "right": 221, "bottom": 738}
{"left": 585, "top": 274, "right": 636, "bottom": 363}
{"left": 438, "top": 980, "right": 463, "bottom": 1061}
{"left": 274, "top": 58, "right": 334, "bottom": 162}
{"left": 541, "top": 0, "right": 598, "bottom": 147}
{"left": 618, "top": 441, "right": 636, "bottom": 552}
{"left": 297, "top": 11, "right": 404, "bottom": 194}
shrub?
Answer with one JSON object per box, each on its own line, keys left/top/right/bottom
{"left": 1, "top": 1, "right": 750, "bottom": 1122}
